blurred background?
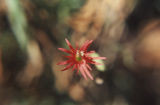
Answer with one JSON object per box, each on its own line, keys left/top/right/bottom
{"left": 0, "top": 0, "right": 160, "bottom": 105}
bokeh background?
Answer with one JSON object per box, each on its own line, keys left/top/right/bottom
{"left": 0, "top": 0, "right": 160, "bottom": 105}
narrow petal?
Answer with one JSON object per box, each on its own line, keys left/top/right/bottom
{"left": 86, "top": 51, "right": 95, "bottom": 55}
{"left": 63, "top": 55, "right": 73, "bottom": 58}
{"left": 79, "top": 65, "right": 87, "bottom": 80}
{"left": 80, "top": 40, "right": 89, "bottom": 51}
{"left": 81, "top": 40, "right": 93, "bottom": 51}
{"left": 84, "top": 40, "right": 93, "bottom": 51}
{"left": 91, "top": 61, "right": 102, "bottom": 65}
{"left": 92, "top": 57, "right": 106, "bottom": 60}
{"left": 83, "top": 60, "right": 92, "bottom": 71}
{"left": 65, "top": 38, "right": 74, "bottom": 51}
{"left": 57, "top": 60, "right": 71, "bottom": 65}
{"left": 72, "top": 64, "right": 77, "bottom": 71}
{"left": 76, "top": 42, "right": 79, "bottom": 50}
{"left": 86, "top": 64, "right": 92, "bottom": 71}
{"left": 61, "top": 63, "right": 74, "bottom": 71}
{"left": 82, "top": 65, "right": 93, "bottom": 80}
{"left": 58, "top": 48, "right": 72, "bottom": 54}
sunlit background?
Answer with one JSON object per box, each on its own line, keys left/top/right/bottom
{"left": 0, "top": 0, "right": 160, "bottom": 105}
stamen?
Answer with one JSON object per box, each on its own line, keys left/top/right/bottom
{"left": 75, "top": 50, "right": 84, "bottom": 61}
{"left": 80, "top": 51, "right": 84, "bottom": 56}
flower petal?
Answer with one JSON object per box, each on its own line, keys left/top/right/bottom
{"left": 82, "top": 65, "right": 93, "bottom": 80}
{"left": 86, "top": 64, "right": 92, "bottom": 71}
{"left": 76, "top": 42, "right": 79, "bottom": 50}
{"left": 58, "top": 48, "right": 72, "bottom": 54}
{"left": 61, "top": 63, "right": 74, "bottom": 71}
{"left": 84, "top": 40, "right": 93, "bottom": 50}
{"left": 79, "top": 65, "right": 87, "bottom": 80}
{"left": 80, "top": 40, "right": 89, "bottom": 51}
{"left": 63, "top": 55, "right": 73, "bottom": 58}
{"left": 72, "top": 64, "right": 77, "bottom": 71}
{"left": 83, "top": 60, "right": 92, "bottom": 71}
{"left": 86, "top": 51, "right": 95, "bottom": 55}
{"left": 65, "top": 38, "right": 74, "bottom": 51}
{"left": 57, "top": 60, "right": 71, "bottom": 65}
{"left": 91, "top": 61, "right": 102, "bottom": 65}
{"left": 81, "top": 40, "right": 93, "bottom": 51}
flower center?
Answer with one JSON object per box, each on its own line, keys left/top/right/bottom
{"left": 75, "top": 50, "right": 84, "bottom": 61}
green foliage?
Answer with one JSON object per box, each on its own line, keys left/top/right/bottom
{"left": 6, "top": 0, "right": 29, "bottom": 51}
{"left": 39, "top": 98, "right": 56, "bottom": 105}
{"left": 90, "top": 52, "right": 106, "bottom": 72}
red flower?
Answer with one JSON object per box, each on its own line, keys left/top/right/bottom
{"left": 57, "top": 38, "right": 106, "bottom": 80}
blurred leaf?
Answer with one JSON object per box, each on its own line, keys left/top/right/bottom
{"left": 90, "top": 52, "right": 106, "bottom": 72}
{"left": 6, "top": 0, "right": 29, "bottom": 50}
{"left": 39, "top": 98, "right": 55, "bottom": 105}
{"left": 9, "top": 99, "right": 30, "bottom": 105}
{"left": 61, "top": 101, "right": 75, "bottom": 105}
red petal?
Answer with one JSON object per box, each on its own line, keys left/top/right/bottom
{"left": 85, "top": 40, "right": 93, "bottom": 50}
{"left": 58, "top": 48, "right": 72, "bottom": 54}
{"left": 91, "top": 61, "right": 102, "bottom": 65}
{"left": 80, "top": 40, "right": 89, "bottom": 51}
{"left": 81, "top": 40, "right": 93, "bottom": 51}
{"left": 61, "top": 63, "right": 74, "bottom": 71}
{"left": 86, "top": 64, "right": 92, "bottom": 71}
{"left": 65, "top": 38, "right": 75, "bottom": 51}
{"left": 79, "top": 65, "right": 87, "bottom": 80}
{"left": 72, "top": 64, "right": 77, "bottom": 71}
{"left": 63, "top": 55, "right": 73, "bottom": 58}
{"left": 86, "top": 51, "right": 95, "bottom": 55}
{"left": 83, "top": 60, "right": 92, "bottom": 71}
{"left": 57, "top": 60, "right": 71, "bottom": 65}
{"left": 76, "top": 42, "right": 79, "bottom": 50}
{"left": 82, "top": 65, "right": 93, "bottom": 80}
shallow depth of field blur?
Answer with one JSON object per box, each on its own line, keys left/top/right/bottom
{"left": 0, "top": 0, "right": 160, "bottom": 105}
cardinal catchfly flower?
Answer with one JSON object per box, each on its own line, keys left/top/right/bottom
{"left": 57, "top": 38, "right": 106, "bottom": 80}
